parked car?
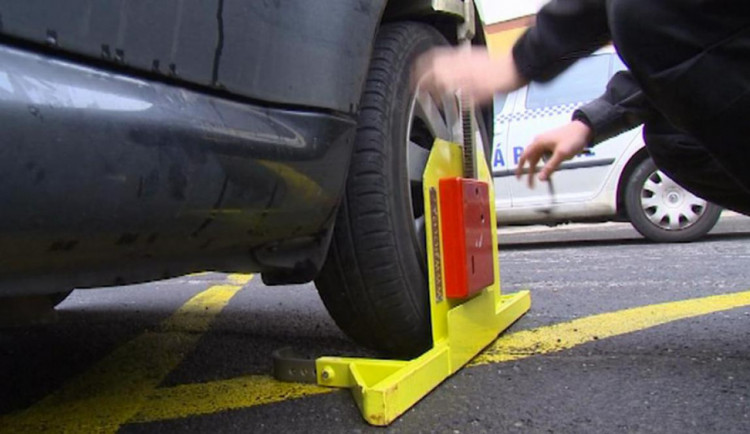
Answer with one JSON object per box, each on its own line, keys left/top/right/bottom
{"left": 490, "top": 47, "right": 721, "bottom": 242}
{"left": 0, "top": 1, "right": 492, "bottom": 357}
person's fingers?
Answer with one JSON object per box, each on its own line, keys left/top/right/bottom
{"left": 515, "top": 143, "right": 536, "bottom": 177}
{"left": 515, "top": 155, "right": 526, "bottom": 179}
{"left": 413, "top": 47, "right": 504, "bottom": 103}
{"left": 526, "top": 158, "right": 538, "bottom": 189}
{"left": 411, "top": 63, "right": 428, "bottom": 91}
{"left": 412, "top": 49, "right": 444, "bottom": 92}
{"left": 538, "top": 151, "right": 566, "bottom": 181}
{"left": 516, "top": 155, "right": 533, "bottom": 187}
{"left": 524, "top": 149, "right": 543, "bottom": 189}
{"left": 412, "top": 52, "right": 430, "bottom": 80}
{"left": 516, "top": 140, "right": 541, "bottom": 187}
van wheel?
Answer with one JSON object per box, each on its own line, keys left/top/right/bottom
{"left": 625, "top": 158, "right": 722, "bottom": 242}
{"left": 315, "top": 22, "right": 489, "bottom": 358}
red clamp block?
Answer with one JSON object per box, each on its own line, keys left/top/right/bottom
{"left": 438, "top": 178, "right": 495, "bottom": 299}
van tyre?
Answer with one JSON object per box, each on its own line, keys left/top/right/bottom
{"left": 315, "top": 22, "right": 487, "bottom": 358}
{"left": 625, "top": 158, "right": 721, "bottom": 242}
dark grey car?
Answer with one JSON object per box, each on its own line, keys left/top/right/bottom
{"left": 0, "top": 1, "right": 492, "bottom": 357}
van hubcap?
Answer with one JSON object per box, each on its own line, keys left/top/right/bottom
{"left": 641, "top": 170, "right": 708, "bottom": 231}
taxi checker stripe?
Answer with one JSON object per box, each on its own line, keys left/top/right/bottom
{"left": 496, "top": 102, "right": 582, "bottom": 124}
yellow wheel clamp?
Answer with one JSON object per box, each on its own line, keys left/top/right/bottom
{"left": 273, "top": 98, "right": 531, "bottom": 426}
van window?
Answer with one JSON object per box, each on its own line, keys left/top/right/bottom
{"left": 526, "top": 55, "right": 610, "bottom": 109}
{"left": 494, "top": 92, "right": 508, "bottom": 112}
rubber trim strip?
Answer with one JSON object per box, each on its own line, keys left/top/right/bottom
{"left": 492, "top": 158, "right": 616, "bottom": 178}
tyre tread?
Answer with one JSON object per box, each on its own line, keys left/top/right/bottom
{"left": 315, "top": 22, "right": 448, "bottom": 357}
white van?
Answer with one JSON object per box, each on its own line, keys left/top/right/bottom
{"left": 491, "top": 47, "right": 721, "bottom": 242}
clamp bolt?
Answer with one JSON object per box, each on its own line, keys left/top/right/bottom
{"left": 320, "top": 366, "right": 335, "bottom": 382}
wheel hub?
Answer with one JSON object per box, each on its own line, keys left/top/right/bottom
{"left": 641, "top": 170, "right": 708, "bottom": 231}
{"left": 664, "top": 190, "right": 683, "bottom": 207}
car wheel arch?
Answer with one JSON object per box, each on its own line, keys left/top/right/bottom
{"left": 380, "top": 1, "right": 487, "bottom": 56}
{"left": 615, "top": 147, "right": 651, "bottom": 218}
{"left": 375, "top": 3, "right": 493, "bottom": 153}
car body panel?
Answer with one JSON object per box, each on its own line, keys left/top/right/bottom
{"left": 0, "top": 0, "right": 387, "bottom": 114}
{"left": 0, "top": 1, "right": 483, "bottom": 297}
{"left": 0, "top": 44, "right": 355, "bottom": 296}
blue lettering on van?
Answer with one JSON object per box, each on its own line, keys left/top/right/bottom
{"left": 574, "top": 149, "right": 596, "bottom": 158}
{"left": 493, "top": 148, "right": 505, "bottom": 168}
{"left": 513, "top": 147, "right": 524, "bottom": 165}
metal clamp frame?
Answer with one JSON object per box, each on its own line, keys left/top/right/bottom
{"left": 273, "top": 139, "right": 531, "bottom": 426}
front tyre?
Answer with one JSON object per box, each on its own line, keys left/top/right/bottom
{"left": 625, "top": 158, "right": 721, "bottom": 242}
{"left": 315, "top": 22, "right": 476, "bottom": 358}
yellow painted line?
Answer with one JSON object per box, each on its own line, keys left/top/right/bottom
{"left": 122, "top": 290, "right": 750, "bottom": 425}
{"left": 471, "top": 289, "right": 750, "bottom": 366}
{"left": 131, "top": 375, "right": 331, "bottom": 423}
{"left": 227, "top": 273, "right": 254, "bottom": 285}
{"left": 3, "top": 284, "right": 748, "bottom": 430}
{"left": 0, "top": 274, "right": 253, "bottom": 434}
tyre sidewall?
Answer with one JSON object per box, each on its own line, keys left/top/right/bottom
{"left": 384, "top": 25, "right": 450, "bottom": 282}
{"left": 315, "top": 23, "right": 457, "bottom": 357}
{"left": 625, "top": 158, "right": 721, "bottom": 242}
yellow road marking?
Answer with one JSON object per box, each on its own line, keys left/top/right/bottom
{"left": 471, "top": 289, "right": 750, "bottom": 366}
{"left": 0, "top": 274, "right": 253, "bottom": 434}
{"left": 4, "top": 287, "right": 750, "bottom": 430}
{"left": 227, "top": 273, "right": 254, "bottom": 285}
{"left": 131, "top": 375, "right": 331, "bottom": 423}
{"left": 127, "top": 290, "right": 750, "bottom": 424}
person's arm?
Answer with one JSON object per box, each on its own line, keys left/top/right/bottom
{"left": 513, "top": 0, "right": 611, "bottom": 82}
{"left": 573, "top": 70, "right": 656, "bottom": 144}
{"left": 516, "top": 70, "right": 655, "bottom": 186}
{"left": 414, "top": 0, "right": 611, "bottom": 102}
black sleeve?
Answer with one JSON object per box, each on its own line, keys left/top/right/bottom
{"left": 573, "top": 71, "right": 657, "bottom": 145}
{"left": 512, "top": 0, "right": 611, "bottom": 82}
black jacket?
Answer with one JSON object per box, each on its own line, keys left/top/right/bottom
{"left": 509, "top": 0, "right": 651, "bottom": 144}
{"left": 572, "top": 71, "right": 651, "bottom": 146}
{"left": 508, "top": 0, "right": 750, "bottom": 210}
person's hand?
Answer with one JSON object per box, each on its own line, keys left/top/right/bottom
{"left": 515, "top": 120, "right": 593, "bottom": 188}
{"left": 412, "top": 47, "right": 527, "bottom": 103}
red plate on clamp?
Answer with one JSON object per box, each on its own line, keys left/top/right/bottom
{"left": 438, "top": 177, "right": 495, "bottom": 299}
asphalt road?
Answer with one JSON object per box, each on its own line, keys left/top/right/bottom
{"left": 2, "top": 214, "right": 750, "bottom": 433}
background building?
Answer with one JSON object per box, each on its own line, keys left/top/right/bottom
{"left": 477, "top": 0, "right": 545, "bottom": 55}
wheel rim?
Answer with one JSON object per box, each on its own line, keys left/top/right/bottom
{"left": 405, "top": 81, "right": 463, "bottom": 261}
{"left": 640, "top": 169, "right": 709, "bottom": 231}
